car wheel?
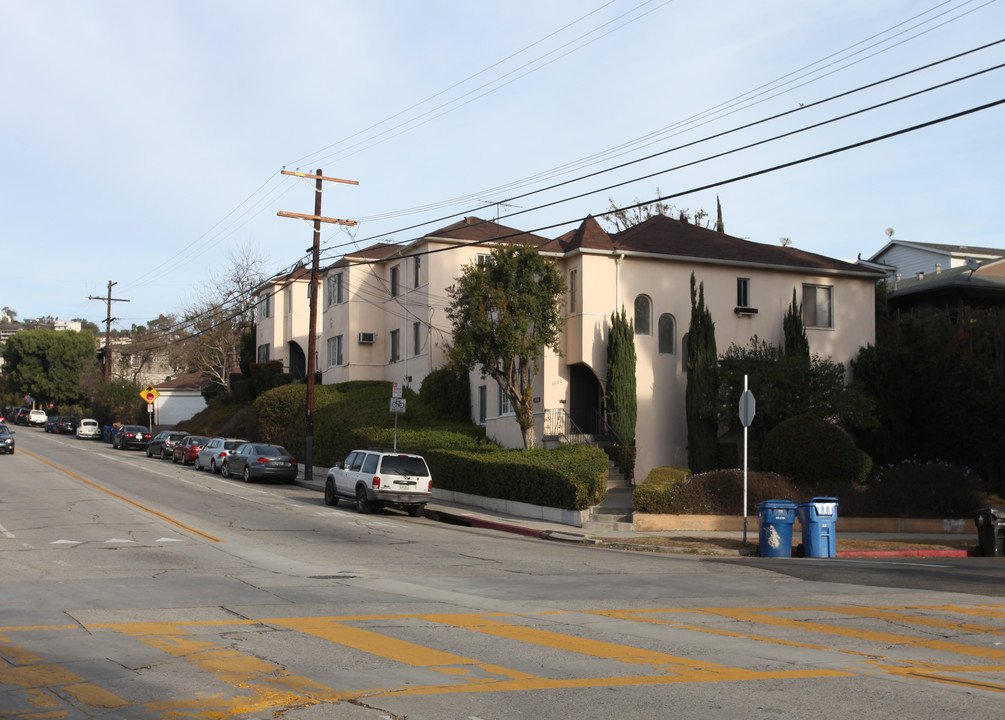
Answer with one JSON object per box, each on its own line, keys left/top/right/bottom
{"left": 210, "top": 459, "right": 217, "bottom": 474}
{"left": 406, "top": 505, "right": 423, "bottom": 517}
{"left": 355, "top": 486, "right": 372, "bottom": 514}
{"left": 145, "top": 446, "right": 152, "bottom": 457}
{"left": 194, "top": 457, "right": 202, "bottom": 471}
{"left": 160, "top": 448, "right": 167, "bottom": 460}
{"left": 172, "top": 452, "right": 178, "bottom": 464}
{"left": 324, "top": 479, "right": 339, "bottom": 507}
{"left": 243, "top": 466, "right": 251, "bottom": 483}
{"left": 221, "top": 462, "right": 229, "bottom": 478}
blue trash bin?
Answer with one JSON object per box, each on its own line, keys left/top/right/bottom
{"left": 755, "top": 500, "right": 797, "bottom": 558}
{"left": 102, "top": 426, "right": 113, "bottom": 443}
{"left": 797, "top": 497, "right": 839, "bottom": 558}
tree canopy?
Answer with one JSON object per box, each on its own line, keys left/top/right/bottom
{"left": 2, "top": 328, "right": 96, "bottom": 407}
{"left": 446, "top": 243, "right": 565, "bottom": 449}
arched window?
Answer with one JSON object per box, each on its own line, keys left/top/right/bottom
{"left": 658, "top": 314, "right": 675, "bottom": 354}
{"left": 634, "top": 295, "right": 652, "bottom": 336}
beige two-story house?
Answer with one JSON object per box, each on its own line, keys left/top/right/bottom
{"left": 253, "top": 263, "right": 319, "bottom": 379}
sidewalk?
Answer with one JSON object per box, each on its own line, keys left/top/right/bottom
{"left": 294, "top": 466, "right": 984, "bottom": 559}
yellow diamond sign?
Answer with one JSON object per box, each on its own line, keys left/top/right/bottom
{"left": 140, "top": 385, "right": 160, "bottom": 403}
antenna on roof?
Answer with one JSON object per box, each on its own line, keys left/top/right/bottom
{"left": 479, "top": 199, "right": 521, "bottom": 223}
{"left": 779, "top": 237, "right": 791, "bottom": 247}
{"left": 966, "top": 256, "right": 980, "bottom": 277}
{"left": 885, "top": 227, "right": 895, "bottom": 239}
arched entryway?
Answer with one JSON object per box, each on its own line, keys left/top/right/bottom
{"left": 568, "top": 363, "right": 603, "bottom": 435}
{"left": 288, "top": 341, "right": 306, "bottom": 380}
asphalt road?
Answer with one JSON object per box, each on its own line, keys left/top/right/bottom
{"left": 2, "top": 427, "right": 1004, "bottom": 719}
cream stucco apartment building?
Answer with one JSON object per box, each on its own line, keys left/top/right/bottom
{"left": 255, "top": 214, "right": 882, "bottom": 483}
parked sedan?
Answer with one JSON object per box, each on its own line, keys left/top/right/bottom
{"left": 113, "top": 425, "right": 151, "bottom": 450}
{"left": 172, "top": 435, "right": 210, "bottom": 465}
{"left": 146, "top": 430, "right": 190, "bottom": 459}
{"left": 76, "top": 418, "right": 101, "bottom": 440}
{"left": 194, "top": 437, "right": 247, "bottom": 473}
{"left": 0, "top": 424, "right": 14, "bottom": 454}
{"left": 44, "top": 416, "right": 59, "bottom": 433}
{"left": 56, "top": 417, "right": 79, "bottom": 434}
{"left": 222, "top": 443, "right": 298, "bottom": 483}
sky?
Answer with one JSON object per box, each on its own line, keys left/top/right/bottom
{"left": 2, "top": 0, "right": 1003, "bottom": 330}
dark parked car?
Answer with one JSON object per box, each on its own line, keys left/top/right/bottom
{"left": 194, "top": 437, "right": 247, "bottom": 473}
{"left": 56, "top": 417, "right": 79, "bottom": 434}
{"left": 222, "top": 443, "right": 298, "bottom": 483}
{"left": 44, "top": 416, "right": 60, "bottom": 433}
{"left": 14, "top": 408, "right": 30, "bottom": 426}
{"left": 0, "top": 424, "right": 14, "bottom": 454}
{"left": 172, "top": 435, "right": 210, "bottom": 465}
{"left": 146, "top": 430, "right": 190, "bottom": 459}
{"left": 113, "top": 425, "right": 151, "bottom": 450}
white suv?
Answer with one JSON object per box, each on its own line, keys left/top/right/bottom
{"left": 28, "top": 409, "right": 48, "bottom": 427}
{"left": 324, "top": 449, "right": 432, "bottom": 516}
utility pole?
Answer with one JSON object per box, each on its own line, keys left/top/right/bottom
{"left": 278, "top": 169, "right": 358, "bottom": 482}
{"left": 88, "top": 281, "right": 130, "bottom": 382}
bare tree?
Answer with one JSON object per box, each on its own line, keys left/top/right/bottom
{"left": 602, "top": 188, "right": 713, "bottom": 232}
{"left": 180, "top": 243, "right": 268, "bottom": 394}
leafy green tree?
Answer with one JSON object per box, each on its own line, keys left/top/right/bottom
{"left": 446, "top": 244, "right": 565, "bottom": 449}
{"left": 685, "top": 273, "right": 719, "bottom": 472}
{"left": 605, "top": 307, "right": 637, "bottom": 482}
{"left": 1, "top": 329, "right": 96, "bottom": 407}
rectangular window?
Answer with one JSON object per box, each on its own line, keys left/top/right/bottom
{"left": 327, "top": 273, "right": 344, "bottom": 306}
{"left": 259, "top": 293, "right": 272, "bottom": 319}
{"left": 802, "top": 284, "right": 833, "bottom": 328}
{"left": 478, "top": 385, "right": 487, "bottom": 424}
{"left": 327, "top": 335, "right": 343, "bottom": 367}
{"left": 477, "top": 253, "right": 492, "bottom": 268}
{"left": 285, "top": 286, "right": 292, "bottom": 314}
{"left": 413, "top": 256, "right": 421, "bottom": 288}
{"left": 390, "top": 266, "right": 400, "bottom": 297}
{"left": 412, "top": 321, "right": 421, "bottom": 356}
{"left": 736, "top": 278, "right": 750, "bottom": 307}
{"left": 498, "top": 384, "right": 511, "bottom": 415}
{"left": 569, "top": 268, "right": 578, "bottom": 314}
{"left": 256, "top": 343, "right": 270, "bottom": 363}
{"left": 389, "top": 329, "right": 400, "bottom": 363}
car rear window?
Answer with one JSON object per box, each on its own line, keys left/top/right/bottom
{"left": 379, "top": 455, "right": 429, "bottom": 477}
{"left": 259, "top": 446, "right": 283, "bottom": 457}
{"left": 224, "top": 441, "right": 244, "bottom": 450}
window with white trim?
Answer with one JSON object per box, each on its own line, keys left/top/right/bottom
{"left": 634, "top": 294, "right": 652, "bottom": 336}
{"left": 498, "top": 384, "right": 512, "bottom": 415}
{"left": 327, "top": 335, "right": 343, "bottom": 367}
{"left": 390, "top": 266, "right": 400, "bottom": 297}
{"left": 389, "top": 329, "right": 400, "bottom": 363}
{"left": 256, "top": 343, "right": 270, "bottom": 363}
{"left": 802, "top": 284, "right": 833, "bottom": 328}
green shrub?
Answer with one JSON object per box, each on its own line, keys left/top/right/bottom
{"left": 419, "top": 367, "right": 471, "bottom": 421}
{"left": 761, "top": 414, "right": 860, "bottom": 485}
{"left": 866, "top": 459, "right": 984, "bottom": 518}
{"left": 634, "top": 467, "right": 798, "bottom": 514}
{"left": 633, "top": 467, "right": 690, "bottom": 513}
{"left": 427, "top": 444, "right": 608, "bottom": 511}
{"left": 856, "top": 449, "right": 874, "bottom": 484}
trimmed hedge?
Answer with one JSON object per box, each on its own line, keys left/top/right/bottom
{"left": 761, "top": 414, "right": 860, "bottom": 485}
{"left": 634, "top": 467, "right": 796, "bottom": 515}
{"left": 252, "top": 379, "right": 605, "bottom": 510}
{"left": 426, "top": 444, "right": 608, "bottom": 511}
{"left": 632, "top": 467, "right": 691, "bottom": 513}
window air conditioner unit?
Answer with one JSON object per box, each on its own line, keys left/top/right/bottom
{"left": 358, "top": 332, "right": 376, "bottom": 344}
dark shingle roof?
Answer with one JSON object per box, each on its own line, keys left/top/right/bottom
{"left": 424, "top": 216, "right": 550, "bottom": 246}
{"left": 602, "top": 215, "right": 875, "bottom": 275}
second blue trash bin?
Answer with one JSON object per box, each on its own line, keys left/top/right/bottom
{"left": 797, "top": 497, "right": 839, "bottom": 558}
{"left": 756, "top": 500, "right": 797, "bottom": 558}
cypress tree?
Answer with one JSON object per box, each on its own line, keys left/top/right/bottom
{"left": 686, "top": 273, "right": 719, "bottom": 472}
{"left": 606, "top": 307, "right": 637, "bottom": 482}
{"left": 783, "top": 288, "right": 810, "bottom": 362}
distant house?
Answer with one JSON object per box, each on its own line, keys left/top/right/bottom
{"left": 154, "top": 372, "right": 211, "bottom": 427}
{"left": 863, "top": 239, "right": 1005, "bottom": 313}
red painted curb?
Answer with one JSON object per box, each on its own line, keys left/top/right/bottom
{"left": 836, "top": 549, "right": 976, "bottom": 558}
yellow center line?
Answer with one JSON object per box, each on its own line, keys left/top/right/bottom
{"left": 814, "top": 606, "right": 1005, "bottom": 636}
{"left": 19, "top": 447, "right": 224, "bottom": 543}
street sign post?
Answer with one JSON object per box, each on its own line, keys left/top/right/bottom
{"left": 738, "top": 377, "right": 755, "bottom": 543}
{"left": 390, "top": 396, "right": 406, "bottom": 451}
{"left": 140, "top": 386, "right": 160, "bottom": 431}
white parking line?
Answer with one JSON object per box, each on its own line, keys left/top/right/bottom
{"left": 0, "top": 522, "right": 14, "bottom": 539}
